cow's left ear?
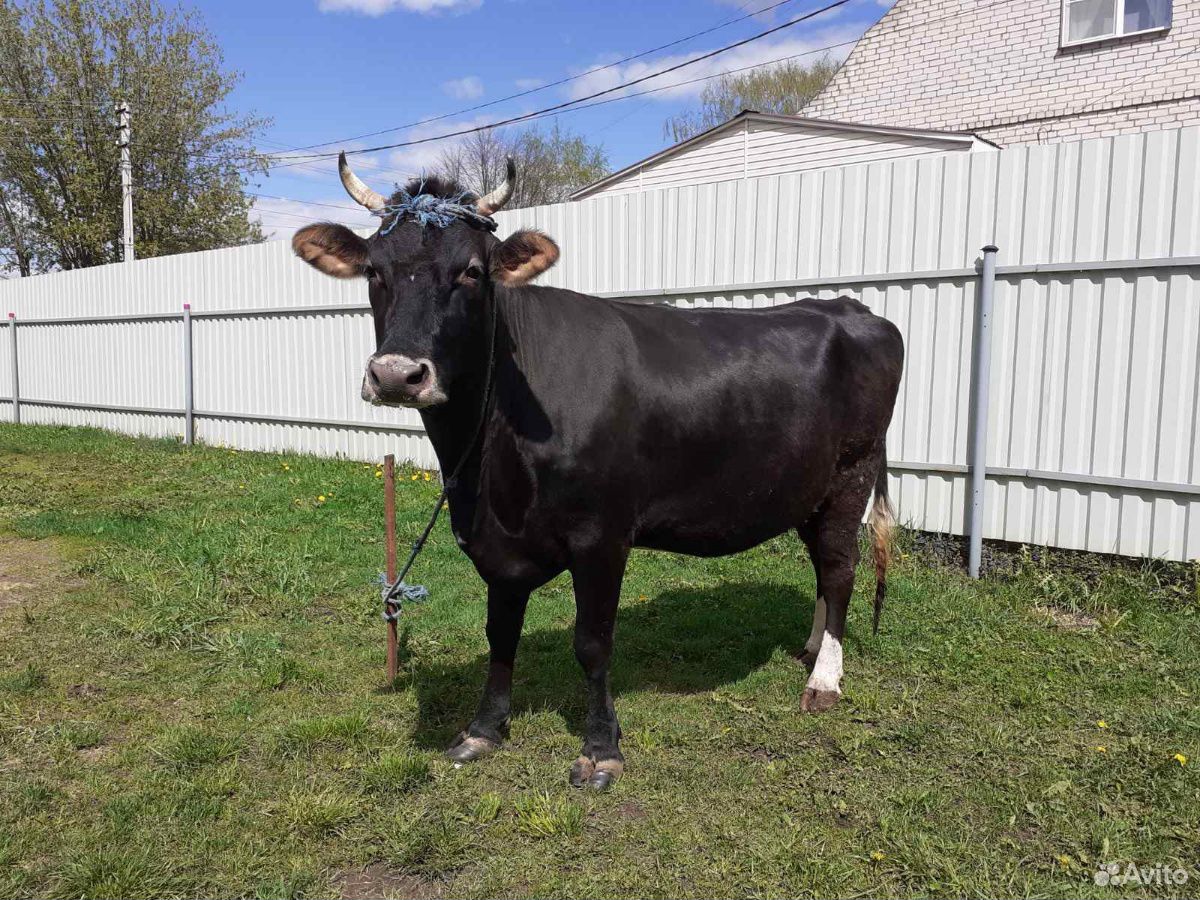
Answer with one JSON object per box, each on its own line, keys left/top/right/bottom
{"left": 293, "top": 223, "right": 370, "bottom": 279}
{"left": 491, "top": 229, "right": 559, "bottom": 285}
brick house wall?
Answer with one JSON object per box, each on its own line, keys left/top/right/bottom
{"left": 803, "top": 0, "right": 1200, "bottom": 145}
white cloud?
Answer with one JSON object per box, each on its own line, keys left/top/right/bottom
{"left": 442, "top": 76, "right": 484, "bottom": 100}
{"left": 376, "top": 112, "right": 518, "bottom": 185}
{"left": 514, "top": 77, "right": 545, "bottom": 90}
{"left": 251, "top": 195, "right": 376, "bottom": 242}
{"left": 318, "top": 0, "right": 480, "bottom": 16}
{"left": 266, "top": 118, "right": 501, "bottom": 202}
{"left": 567, "top": 26, "right": 860, "bottom": 104}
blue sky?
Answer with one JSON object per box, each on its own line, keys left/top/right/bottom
{"left": 192, "top": 0, "right": 893, "bottom": 237}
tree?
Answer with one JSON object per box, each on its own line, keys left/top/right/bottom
{"left": 663, "top": 56, "right": 840, "bottom": 143}
{"left": 433, "top": 121, "right": 609, "bottom": 209}
{"left": 0, "top": 0, "right": 268, "bottom": 276}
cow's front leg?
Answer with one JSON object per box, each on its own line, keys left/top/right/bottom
{"left": 446, "top": 581, "right": 530, "bottom": 763}
{"left": 568, "top": 548, "right": 628, "bottom": 790}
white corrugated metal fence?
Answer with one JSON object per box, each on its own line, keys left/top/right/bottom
{"left": 1, "top": 128, "right": 1197, "bottom": 560}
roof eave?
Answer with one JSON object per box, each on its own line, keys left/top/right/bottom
{"left": 568, "top": 111, "right": 994, "bottom": 200}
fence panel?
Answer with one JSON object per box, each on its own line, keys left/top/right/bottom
{"left": 1, "top": 128, "right": 1197, "bottom": 560}
{"left": 0, "top": 318, "right": 12, "bottom": 421}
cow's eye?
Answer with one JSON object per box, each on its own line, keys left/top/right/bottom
{"left": 364, "top": 265, "right": 378, "bottom": 281}
{"left": 464, "top": 264, "right": 484, "bottom": 282}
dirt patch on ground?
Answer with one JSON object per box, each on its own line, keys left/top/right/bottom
{"left": 78, "top": 746, "right": 111, "bottom": 763}
{"left": 67, "top": 683, "right": 104, "bottom": 699}
{"left": 0, "top": 534, "right": 78, "bottom": 615}
{"left": 331, "top": 864, "right": 444, "bottom": 900}
{"left": 1036, "top": 604, "right": 1099, "bottom": 631}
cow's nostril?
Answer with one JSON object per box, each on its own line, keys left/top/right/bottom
{"left": 405, "top": 363, "right": 428, "bottom": 386}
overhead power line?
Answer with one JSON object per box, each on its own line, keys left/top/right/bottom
{"left": 271, "top": 0, "right": 807, "bottom": 156}
{"left": 247, "top": 191, "right": 365, "bottom": 213}
{"left": 267, "top": 0, "right": 855, "bottom": 166}
{"left": 217, "top": 0, "right": 986, "bottom": 175}
{"left": 0, "top": 96, "right": 101, "bottom": 109}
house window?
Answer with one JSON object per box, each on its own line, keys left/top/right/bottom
{"left": 1062, "top": 0, "right": 1170, "bottom": 45}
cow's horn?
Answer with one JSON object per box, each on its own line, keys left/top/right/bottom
{"left": 338, "top": 152, "right": 387, "bottom": 212}
{"left": 477, "top": 158, "right": 515, "bottom": 216}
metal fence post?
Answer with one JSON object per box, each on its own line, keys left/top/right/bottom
{"left": 7, "top": 313, "right": 18, "bottom": 425}
{"left": 182, "top": 303, "right": 194, "bottom": 445}
{"left": 968, "top": 245, "right": 998, "bottom": 578}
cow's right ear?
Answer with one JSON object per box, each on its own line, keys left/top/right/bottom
{"left": 292, "top": 223, "right": 370, "bottom": 279}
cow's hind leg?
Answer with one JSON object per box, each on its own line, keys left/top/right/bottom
{"left": 447, "top": 581, "right": 530, "bottom": 763}
{"left": 568, "top": 546, "right": 629, "bottom": 790}
{"left": 801, "top": 452, "right": 881, "bottom": 713}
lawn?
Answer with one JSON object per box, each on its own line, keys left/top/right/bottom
{"left": 0, "top": 423, "right": 1196, "bottom": 899}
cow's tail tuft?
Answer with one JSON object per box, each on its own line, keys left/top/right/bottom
{"left": 867, "top": 450, "right": 895, "bottom": 635}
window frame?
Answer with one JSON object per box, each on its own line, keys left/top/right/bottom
{"left": 1060, "top": 0, "right": 1170, "bottom": 48}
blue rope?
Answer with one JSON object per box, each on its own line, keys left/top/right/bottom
{"left": 378, "top": 573, "right": 428, "bottom": 622}
{"left": 376, "top": 186, "right": 498, "bottom": 234}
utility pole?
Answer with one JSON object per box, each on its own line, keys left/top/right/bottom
{"left": 116, "top": 101, "right": 134, "bottom": 262}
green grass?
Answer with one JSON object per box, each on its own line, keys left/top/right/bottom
{"left": 0, "top": 422, "right": 1196, "bottom": 899}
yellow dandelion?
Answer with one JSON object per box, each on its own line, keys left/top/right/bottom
{"left": 318, "top": 495, "right": 326, "bottom": 502}
{"left": 1174, "top": 753, "right": 1188, "bottom": 767}
{"left": 239, "top": 483, "right": 246, "bottom": 490}
{"left": 1097, "top": 720, "right": 1108, "bottom": 729}
{"left": 411, "top": 473, "right": 418, "bottom": 481}
{"left": 423, "top": 472, "right": 431, "bottom": 481}
{"left": 1096, "top": 746, "right": 1107, "bottom": 753}
{"left": 870, "top": 850, "right": 886, "bottom": 862}
{"left": 375, "top": 471, "right": 382, "bottom": 478}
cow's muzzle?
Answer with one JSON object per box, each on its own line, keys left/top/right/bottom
{"left": 362, "top": 353, "right": 446, "bottom": 408}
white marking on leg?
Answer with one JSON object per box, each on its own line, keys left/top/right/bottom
{"left": 806, "top": 631, "right": 843, "bottom": 694}
{"left": 805, "top": 597, "right": 826, "bottom": 657}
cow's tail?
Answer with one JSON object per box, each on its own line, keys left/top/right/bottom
{"left": 867, "top": 450, "right": 895, "bottom": 635}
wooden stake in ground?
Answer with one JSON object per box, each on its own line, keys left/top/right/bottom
{"left": 384, "top": 454, "right": 398, "bottom": 684}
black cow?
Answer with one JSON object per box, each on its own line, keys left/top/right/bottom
{"left": 293, "top": 156, "right": 904, "bottom": 789}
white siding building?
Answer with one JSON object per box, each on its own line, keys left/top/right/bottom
{"left": 568, "top": 111, "right": 996, "bottom": 201}
{"left": 803, "top": 0, "right": 1200, "bottom": 145}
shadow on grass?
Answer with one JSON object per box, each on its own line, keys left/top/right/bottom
{"left": 401, "top": 580, "right": 815, "bottom": 750}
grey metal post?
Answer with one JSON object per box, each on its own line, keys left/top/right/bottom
{"left": 7, "top": 313, "right": 17, "bottom": 424}
{"left": 968, "top": 245, "right": 998, "bottom": 578}
{"left": 116, "top": 101, "right": 134, "bottom": 262}
{"left": 182, "top": 303, "right": 194, "bottom": 445}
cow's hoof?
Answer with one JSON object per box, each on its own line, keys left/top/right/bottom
{"left": 800, "top": 687, "right": 841, "bottom": 713}
{"left": 569, "top": 756, "right": 623, "bottom": 790}
{"left": 445, "top": 733, "right": 498, "bottom": 763}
